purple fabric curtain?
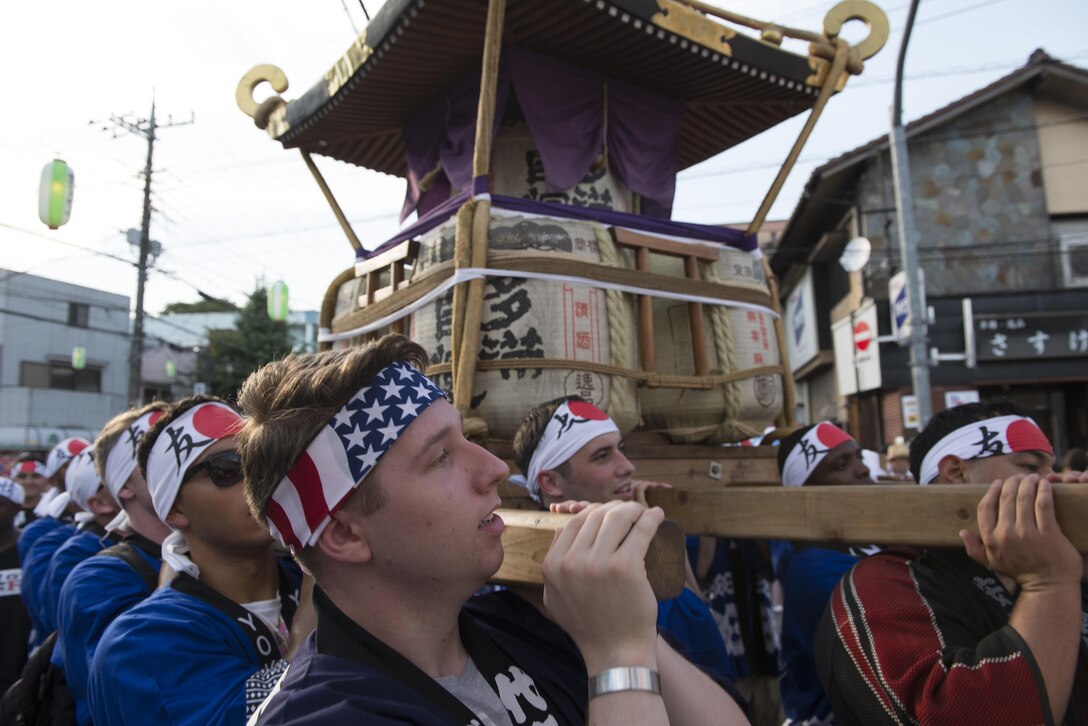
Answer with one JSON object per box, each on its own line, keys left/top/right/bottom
{"left": 400, "top": 66, "right": 510, "bottom": 222}
{"left": 361, "top": 190, "right": 756, "bottom": 262}
{"left": 606, "top": 77, "right": 683, "bottom": 219}
{"left": 400, "top": 46, "right": 684, "bottom": 221}
{"left": 507, "top": 47, "right": 604, "bottom": 193}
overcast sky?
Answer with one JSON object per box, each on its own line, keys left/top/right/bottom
{"left": 1, "top": 0, "right": 1084, "bottom": 318}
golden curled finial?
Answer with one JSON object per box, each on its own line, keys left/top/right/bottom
{"left": 823, "top": 1, "right": 889, "bottom": 61}
{"left": 760, "top": 25, "right": 784, "bottom": 46}
{"left": 236, "top": 65, "right": 289, "bottom": 129}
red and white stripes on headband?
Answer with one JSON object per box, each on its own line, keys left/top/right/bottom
{"left": 918, "top": 415, "right": 1053, "bottom": 485}
{"left": 105, "top": 410, "right": 164, "bottom": 499}
{"left": 781, "top": 422, "right": 854, "bottom": 487}
{"left": 509, "top": 400, "right": 619, "bottom": 502}
{"left": 266, "top": 361, "right": 446, "bottom": 553}
{"left": 146, "top": 402, "right": 243, "bottom": 523}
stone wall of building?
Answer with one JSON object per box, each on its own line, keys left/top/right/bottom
{"left": 856, "top": 88, "right": 1055, "bottom": 297}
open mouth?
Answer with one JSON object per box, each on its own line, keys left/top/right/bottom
{"left": 614, "top": 482, "right": 632, "bottom": 495}
{"left": 478, "top": 513, "right": 497, "bottom": 529}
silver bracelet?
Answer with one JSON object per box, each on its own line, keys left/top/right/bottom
{"left": 588, "top": 667, "right": 661, "bottom": 699}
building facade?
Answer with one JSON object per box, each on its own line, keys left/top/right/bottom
{"left": 0, "top": 270, "right": 130, "bottom": 453}
{"left": 772, "top": 51, "right": 1088, "bottom": 455}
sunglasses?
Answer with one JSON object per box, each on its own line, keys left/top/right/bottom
{"left": 181, "top": 451, "right": 244, "bottom": 488}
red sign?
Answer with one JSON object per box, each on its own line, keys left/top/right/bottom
{"left": 853, "top": 321, "right": 872, "bottom": 352}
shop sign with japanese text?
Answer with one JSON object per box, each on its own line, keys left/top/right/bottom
{"left": 974, "top": 312, "right": 1088, "bottom": 361}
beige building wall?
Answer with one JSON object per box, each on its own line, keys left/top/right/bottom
{"left": 1035, "top": 96, "right": 1088, "bottom": 214}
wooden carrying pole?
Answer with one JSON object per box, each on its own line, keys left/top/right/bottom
{"left": 299, "top": 150, "right": 363, "bottom": 252}
{"left": 492, "top": 510, "right": 687, "bottom": 600}
{"left": 746, "top": 40, "right": 850, "bottom": 431}
{"left": 643, "top": 485, "right": 1088, "bottom": 551}
{"left": 451, "top": 0, "right": 506, "bottom": 417}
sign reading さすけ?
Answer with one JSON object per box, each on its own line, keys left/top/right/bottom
{"left": 974, "top": 312, "right": 1088, "bottom": 361}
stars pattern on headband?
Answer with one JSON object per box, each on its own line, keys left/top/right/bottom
{"left": 328, "top": 362, "right": 446, "bottom": 484}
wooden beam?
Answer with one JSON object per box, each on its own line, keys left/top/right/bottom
{"left": 614, "top": 227, "right": 720, "bottom": 262}
{"left": 644, "top": 485, "right": 1088, "bottom": 551}
{"left": 353, "top": 239, "right": 418, "bottom": 278}
{"left": 491, "top": 510, "right": 686, "bottom": 600}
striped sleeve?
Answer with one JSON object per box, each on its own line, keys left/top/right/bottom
{"left": 815, "top": 553, "right": 1050, "bottom": 725}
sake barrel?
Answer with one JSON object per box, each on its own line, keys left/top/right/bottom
{"left": 639, "top": 248, "right": 783, "bottom": 444}
{"left": 409, "top": 214, "right": 639, "bottom": 439}
{"left": 490, "top": 121, "right": 635, "bottom": 212}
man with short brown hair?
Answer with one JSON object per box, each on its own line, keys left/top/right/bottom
{"left": 238, "top": 335, "right": 747, "bottom": 725}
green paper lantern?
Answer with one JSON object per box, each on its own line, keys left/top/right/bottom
{"left": 165, "top": 360, "right": 177, "bottom": 379}
{"left": 71, "top": 346, "right": 86, "bottom": 370}
{"left": 267, "top": 280, "right": 289, "bottom": 321}
{"left": 39, "top": 159, "right": 74, "bottom": 229}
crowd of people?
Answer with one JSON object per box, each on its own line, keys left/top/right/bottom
{"left": 0, "top": 332, "right": 1084, "bottom": 724}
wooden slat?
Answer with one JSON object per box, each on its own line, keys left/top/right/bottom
{"left": 644, "top": 485, "right": 1088, "bottom": 551}
{"left": 685, "top": 254, "right": 709, "bottom": 376}
{"left": 491, "top": 510, "right": 686, "bottom": 600}
{"left": 353, "top": 239, "right": 418, "bottom": 277}
{"left": 614, "top": 227, "right": 721, "bottom": 261}
{"left": 636, "top": 246, "right": 655, "bottom": 372}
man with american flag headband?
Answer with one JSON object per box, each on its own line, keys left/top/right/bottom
{"left": 238, "top": 334, "right": 747, "bottom": 725}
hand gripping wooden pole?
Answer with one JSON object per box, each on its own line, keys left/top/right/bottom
{"left": 491, "top": 510, "right": 687, "bottom": 600}
{"left": 643, "top": 484, "right": 1088, "bottom": 551}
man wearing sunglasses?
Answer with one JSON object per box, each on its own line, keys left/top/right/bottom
{"left": 238, "top": 335, "right": 745, "bottom": 725}
{"left": 51, "top": 403, "right": 169, "bottom": 726}
{"left": 87, "top": 396, "right": 305, "bottom": 725}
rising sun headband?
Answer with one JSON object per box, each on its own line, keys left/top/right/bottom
{"left": 918, "top": 415, "right": 1052, "bottom": 485}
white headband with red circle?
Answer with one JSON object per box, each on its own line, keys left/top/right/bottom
{"left": 510, "top": 400, "right": 619, "bottom": 502}
{"left": 781, "top": 422, "right": 853, "bottom": 487}
{"left": 44, "top": 437, "right": 90, "bottom": 479}
{"left": 105, "top": 410, "right": 164, "bottom": 499}
{"left": 918, "top": 415, "right": 1052, "bottom": 485}
{"left": 146, "top": 403, "right": 243, "bottom": 523}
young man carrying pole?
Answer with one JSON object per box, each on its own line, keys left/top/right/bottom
{"left": 815, "top": 401, "right": 1088, "bottom": 724}
{"left": 238, "top": 335, "right": 747, "bottom": 725}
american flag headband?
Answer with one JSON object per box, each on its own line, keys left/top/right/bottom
{"left": 918, "top": 415, "right": 1052, "bottom": 485}
{"left": 266, "top": 361, "right": 446, "bottom": 553}
{"left": 146, "top": 402, "right": 244, "bottom": 524}
{"left": 105, "top": 410, "right": 163, "bottom": 499}
{"left": 781, "top": 422, "right": 853, "bottom": 487}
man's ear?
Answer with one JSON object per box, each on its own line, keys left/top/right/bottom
{"left": 936, "top": 454, "right": 969, "bottom": 484}
{"left": 164, "top": 509, "right": 189, "bottom": 530}
{"left": 316, "top": 511, "right": 372, "bottom": 565}
{"left": 87, "top": 487, "right": 118, "bottom": 516}
{"left": 537, "top": 470, "right": 565, "bottom": 499}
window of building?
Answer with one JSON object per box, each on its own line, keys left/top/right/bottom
{"left": 68, "top": 302, "right": 90, "bottom": 328}
{"left": 143, "top": 386, "right": 173, "bottom": 404}
{"left": 1053, "top": 216, "right": 1088, "bottom": 288}
{"left": 20, "top": 361, "right": 101, "bottom": 392}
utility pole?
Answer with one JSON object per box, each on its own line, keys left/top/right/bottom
{"left": 104, "top": 97, "right": 192, "bottom": 404}
{"left": 888, "top": 0, "right": 932, "bottom": 428}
